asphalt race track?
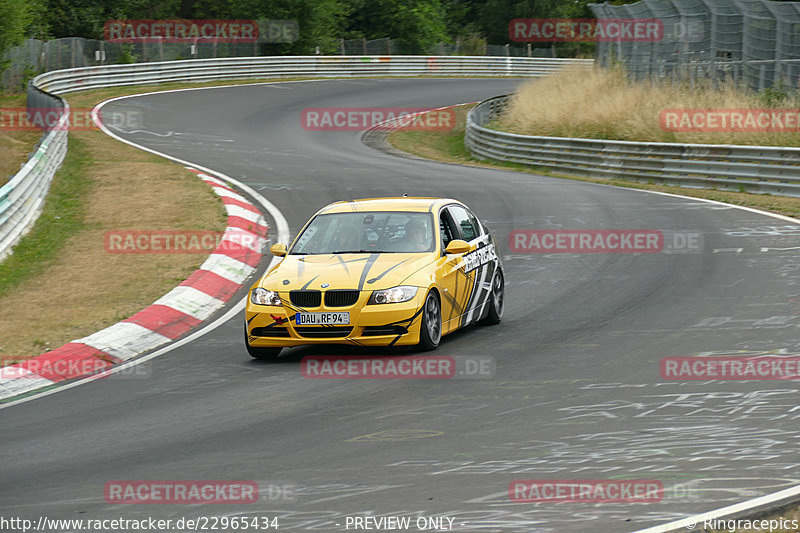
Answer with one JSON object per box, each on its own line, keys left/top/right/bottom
{"left": 2, "top": 78, "right": 800, "bottom": 532}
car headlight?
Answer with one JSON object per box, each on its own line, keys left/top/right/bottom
{"left": 251, "top": 288, "right": 282, "bottom": 306}
{"left": 368, "top": 286, "right": 418, "bottom": 304}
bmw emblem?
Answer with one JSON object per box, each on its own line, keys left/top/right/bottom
{"left": 321, "top": 283, "right": 330, "bottom": 288}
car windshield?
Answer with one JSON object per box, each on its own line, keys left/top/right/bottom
{"left": 290, "top": 211, "right": 435, "bottom": 254}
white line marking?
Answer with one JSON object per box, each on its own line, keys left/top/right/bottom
{"left": 712, "top": 248, "right": 744, "bottom": 253}
{"left": 12, "top": 80, "right": 800, "bottom": 531}
{"left": 200, "top": 254, "right": 257, "bottom": 284}
{"left": 633, "top": 484, "right": 800, "bottom": 532}
{"left": 0, "top": 298, "right": 247, "bottom": 410}
{"left": 77, "top": 322, "right": 172, "bottom": 360}
{"left": 761, "top": 246, "right": 800, "bottom": 252}
{"left": 622, "top": 188, "right": 800, "bottom": 225}
{"left": 0, "top": 84, "right": 292, "bottom": 409}
{"left": 225, "top": 203, "right": 266, "bottom": 224}
{"left": 152, "top": 286, "right": 226, "bottom": 321}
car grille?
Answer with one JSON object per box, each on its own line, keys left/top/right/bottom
{"left": 324, "top": 290, "right": 360, "bottom": 307}
{"left": 250, "top": 326, "right": 290, "bottom": 338}
{"left": 290, "top": 290, "right": 321, "bottom": 308}
{"left": 294, "top": 327, "right": 353, "bottom": 338}
{"left": 362, "top": 325, "right": 408, "bottom": 336}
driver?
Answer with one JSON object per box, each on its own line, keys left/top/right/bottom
{"left": 333, "top": 220, "right": 362, "bottom": 252}
{"left": 405, "top": 219, "right": 429, "bottom": 251}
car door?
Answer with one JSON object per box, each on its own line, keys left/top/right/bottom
{"left": 446, "top": 204, "right": 498, "bottom": 328}
{"left": 434, "top": 207, "right": 467, "bottom": 335}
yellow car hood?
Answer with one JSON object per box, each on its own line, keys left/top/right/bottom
{"left": 262, "top": 253, "right": 435, "bottom": 292}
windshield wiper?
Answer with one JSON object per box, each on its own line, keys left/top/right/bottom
{"left": 335, "top": 250, "right": 377, "bottom": 254}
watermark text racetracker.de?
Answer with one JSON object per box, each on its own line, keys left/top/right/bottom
{"left": 301, "top": 355, "right": 495, "bottom": 380}
{"left": 0, "top": 108, "right": 141, "bottom": 132}
{"left": 0, "top": 357, "right": 151, "bottom": 380}
{"left": 103, "top": 480, "right": 294, "bottom": 504}
{"left": 509, "top": 18, "right": 663, "bottom": 42}
{"left": 661, "top": 356, "right": 800, "bottom": 380}
{"left": 509, "top": 479, "right": 663, "bottom": 503}
{"left": 509, "top": 229, "right": 703, "bottom": 254}
{"left": 301, "top": 107, "right": 456, "bottom": 132}
{"left": 661, "top": 108, "right": 800, "bottom": 132}
{"left": 104, "top": 229, "right": 262, "bottom": 254}
{"left": 0, "top": 516, "right": 279, "bottom": 532}
{"left": 103, "top": 19, "right": 299, "bottom": 43}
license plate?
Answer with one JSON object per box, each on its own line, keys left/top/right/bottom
{"left": 296, "top": 312, "right": 350, "bottom": 325}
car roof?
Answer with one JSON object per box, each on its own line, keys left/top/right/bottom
{"left": 317, "top": 197, "right": 462, "bottom": 214}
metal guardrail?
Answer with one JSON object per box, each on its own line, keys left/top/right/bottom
{"left": 0, "top": 84, "right": 68, "bottom": 262}
{"left": 466, "top": 95, "right": 800, "bottom": 197}
{"left": 35, "top": 55, "right": 593, "bottom": 94}
{"left": 0, "top": 55, "right": 593, "bottom": 262}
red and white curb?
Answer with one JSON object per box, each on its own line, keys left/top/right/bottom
{"left": 0, "top": 168, "right": 268, "bottom": 400}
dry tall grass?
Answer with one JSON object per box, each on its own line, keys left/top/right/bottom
{"left": 0, "top": 130, "right": 41, "bottom": 185}
{"left": 496, "top": 67, "right": 800, "bottom": 146}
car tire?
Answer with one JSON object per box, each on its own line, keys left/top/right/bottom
{"left": 244, "top": 324, "right": 282, "bottom": 360}
{"left": 481, "top": 268, "right": 504, "bottom": 325}
{"left": 247, "top": 345, "right": 282, "bottom": 360}
{"left": 418, "top": 290, "right": 442, "bottom": 351}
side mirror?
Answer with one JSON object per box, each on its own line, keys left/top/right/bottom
{"left": 270, "top": 243, "right": 287, "bottom": 257}
{"left": 445, "top": 239, "right": 471, "bottom": 255}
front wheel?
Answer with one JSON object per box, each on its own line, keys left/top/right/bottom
{"left": 418, "top": 291, "right": 442, "bottom": 351}
{"left": 246, "top": 345, "right": 283, "bottom": 360}
{"left": 481, "top": 269, "right": 504, "bottom": 325}
{"left": 245, "top": 324, "right": 282, "bottom": 360}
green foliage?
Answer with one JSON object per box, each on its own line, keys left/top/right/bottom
{"left": 19, "top": 64, "right": 41, "bottom": 91}
{"left": 391, "top": 0, "right": 449, "bottom": 54}
{"left": 117, "top": 44, "right": 138, "bottom": 64}
{"left": 458, "top": 33, "right": 487, "bottom": 56}
{"left": 0, "top": 59, "right": 10, "bottom": 89}
{"left": 757, "top": 78, "right": 795, "bottom": 108}
{"left": 0, "top": 135, "right": 92, "bottom": 298}
{"left": 20, "top": 0, "right": 599, "bottom": 56}
{"left": 343, "top": 0, "right": 448, "bottom": 54}
{"left": 0, "top": 0, "right": 33, "bottom": 57}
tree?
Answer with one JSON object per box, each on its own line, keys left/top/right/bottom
{"left": 169, "top": 0, "right": 351, "bottom": 54}
{"left": 344, "top": 0, "right": 448, "bottom": 54}
{"left": 0, "top": 0, "right": 33, "bottom": 56}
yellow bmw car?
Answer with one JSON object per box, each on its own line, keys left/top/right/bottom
{"left": 244, "top": 197, "right": 504, "bottom": 359}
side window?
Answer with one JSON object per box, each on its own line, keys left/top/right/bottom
{"left": 447, "top": 205, "right": 480, "bottom": 242}
{"left": 439, "top": 209, "right": 457, "bottom": 251}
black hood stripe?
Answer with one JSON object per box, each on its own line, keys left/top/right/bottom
{"left": 336, "top": 255, "right": 351, "bottom": 275}
{"left": 357, "top": 253, "right": 380, "bottom": 291}
{"left": 300, "top": 275, "right": 320, "bottom": 290}
{"left": 367, "top": 258, "right": 411, "bottom": 285}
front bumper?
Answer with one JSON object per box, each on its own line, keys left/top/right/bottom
{"left": 245, "top": 290, "right": 425, "bottom": 348}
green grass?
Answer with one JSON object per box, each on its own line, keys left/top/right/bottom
{"left": 0, "top": 134, "right": 92, "bottom": 297}
{"left": 1, "top": 93, "right": 41, "bottom": 185}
